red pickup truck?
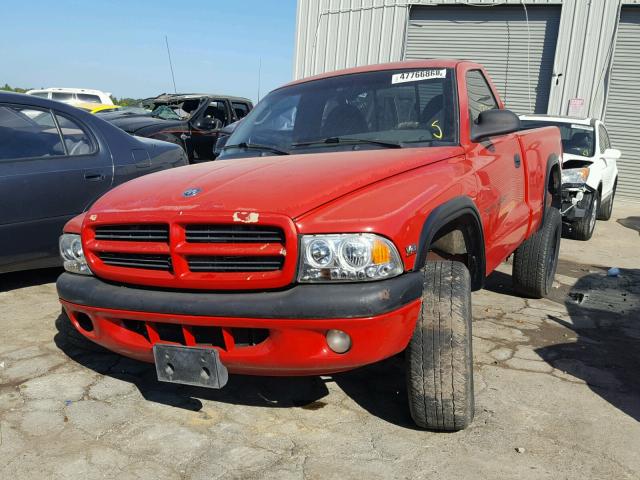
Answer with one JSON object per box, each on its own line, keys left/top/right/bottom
{"left": 56, "top": 60, "right": 562, "bottom": 431}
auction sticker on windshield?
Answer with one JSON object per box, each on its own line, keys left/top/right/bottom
{"left": 392, "top": 69, "right": 447, "bottom": 84}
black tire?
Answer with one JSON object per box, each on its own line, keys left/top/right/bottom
{"left": 406, "top": 261, "right": 474, "bottom": 431}
{"left": 570, "top": 191, "right": 599, "bottom": 240}
{"left": 597, "top": 181, "right": 616, "bottom": 221}
{"left": 512, "top": 207, "right": 561, "bottom": 298}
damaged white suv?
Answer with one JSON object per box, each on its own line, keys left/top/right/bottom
{"left": 520, "top": 115, "right": 620, "bottom": 240}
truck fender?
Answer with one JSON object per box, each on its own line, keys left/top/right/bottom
{"left": 413, "top": 196, "right": 486, "bottom": 290}
{"left": 541, "top": 154, "right": 561, "bottom": 229}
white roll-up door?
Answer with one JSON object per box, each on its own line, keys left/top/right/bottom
{"left": 604, "top": 7, "right": 640, "bottom": 200}
{"left": 404, "top": 5, "right": 561, "bottom": 114}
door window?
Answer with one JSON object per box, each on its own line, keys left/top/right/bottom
{"left": 0, "top": 105, "right": 65, "bottom": 160}
{"left": 203, "top": 101, "right": 229, "bottom": 126}
{"left": 232, "top": 101, "right": 250, "bottom": 119}
{"left": 51, "top": 92, "right": 74, "bottom": 102}
{"left": 55, "top": 114, "right": 96, "bottom": 156}
{"left": 77, "top": 94, "right": 102, "bottom": 103}
{"left": 599, "top": 125, "right": 611, "bottom": 152}
{"left": 466, "top": 70, "right": 499, "bottom": 125}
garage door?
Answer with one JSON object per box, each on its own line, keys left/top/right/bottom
{"left": 405, "top": 5, "right": 560, "bottom": 114}
{"left": 604, "top": 7, "right": 640, "bottom": 200}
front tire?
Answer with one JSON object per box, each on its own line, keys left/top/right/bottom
{"left": 597, "top": 181, "right": 616, "bottom": 221}
{"left": 406, "top": 261, "right": 474, "bottom": 431}
{"left": 571, "top": 191, "right": 599, "bottom": 240}
{"left": 512, "top": 207, "right": 561, "bottom": 298}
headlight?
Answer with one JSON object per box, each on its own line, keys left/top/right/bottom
{"left": 298, "top": 234, "right": 403, "bottom": 283}
{"left": 562, "top": 167, "right": 589, "bottom": 185}
{"left": 59, "top": 234, "right": 92, "bottom": 275}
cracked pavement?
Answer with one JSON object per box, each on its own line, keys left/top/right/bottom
{"left": 1, "top": 202, "right": 639, "bottom": 479}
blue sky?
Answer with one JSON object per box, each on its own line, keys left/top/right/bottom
{"left": 1, "top": 0, "right": 297, "bottom": 102}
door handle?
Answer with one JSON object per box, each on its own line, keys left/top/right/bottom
{"left": 514, "top": 154, "right": 521, "bottom": 168}
{"left": 84, "top": 171, "right": 105, "bottom": 181}
{"left": 180, "top": 133, "right": 191, "bottom": 140}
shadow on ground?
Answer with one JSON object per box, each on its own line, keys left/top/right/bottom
{"left": 617, "top": 216, "right": 640, "bottom": 235}
{"left": 537, "top": 267, "right": 640, "bottom": 422}
{"left": 54, "top": 312, "right": 416, "bottom": 427}
{"left": 0, "top": 267, "right": 61, "bottom": 293}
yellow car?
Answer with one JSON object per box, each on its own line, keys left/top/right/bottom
{"left": 73, "top": 102, "right": 121, "bottom": 114}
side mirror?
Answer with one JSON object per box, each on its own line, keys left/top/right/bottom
{"left": 603, "top": 148, "right": 621, "bottom": 160}
{"left": 197, "top": 117, "right": 222, "bottom": 130}
{"left": 470, "top": 109, "right": 521, "bottom": 142}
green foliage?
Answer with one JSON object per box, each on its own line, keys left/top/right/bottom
{"left": 1, "top": 83, "right": 30, "bottom": 93}
{"left": 111, "top": 96, "right": 143, "bottom": 107}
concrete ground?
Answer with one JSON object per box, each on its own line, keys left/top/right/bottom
{"left": 1, "top": 201, "right": 638, "bottom": 479}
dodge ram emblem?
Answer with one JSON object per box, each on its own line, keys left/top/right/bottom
{"left": 183, "top": 187, "right": 201, "bottom": 198}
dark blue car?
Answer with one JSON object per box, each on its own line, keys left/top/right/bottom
{"left": 0, "top": 92, "right": 188, "bottom": 273}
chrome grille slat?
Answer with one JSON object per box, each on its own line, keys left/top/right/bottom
{"left": 95, "top": 224, "right": 169, "bottom": 242}
{"left": 187, "top": 255, "right": 284, "bottom": 272}
{"left": 185, "top": 225, "right": 284, "bottom": 243}
{"left": 98, "top": 253, "right": 172, "bottom": 271}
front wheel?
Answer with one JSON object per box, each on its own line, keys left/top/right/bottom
{"left": 597, "top": 181, "right": 616, "bottom": 221}
{"left": 570, "top": 191, "right": 599, "bottom": 240}
{"left": 406, "top": 261, "right": 474, "bottom": 431}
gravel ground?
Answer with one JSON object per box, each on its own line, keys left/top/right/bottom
{"left": 1, "top": 201, "right": 638, "bottom": 479}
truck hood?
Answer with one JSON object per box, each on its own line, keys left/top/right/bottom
{"left": 107, "top": 114, "right": 183, "bottom": 134}
{"left": 90, "top": 146, "right": 462, "bottom": 219}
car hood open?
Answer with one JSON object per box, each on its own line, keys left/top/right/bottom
{"left": 89, "top": 146, "right": 463, "bottom": 220}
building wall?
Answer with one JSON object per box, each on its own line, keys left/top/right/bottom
{"left": 294, "top": 0, "right": 640, "bottom": 117}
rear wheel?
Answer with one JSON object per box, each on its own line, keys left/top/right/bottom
{"left": 597, "top": 181, "right": 616, "bottom": 221}
{"left": 406, "top": 261, "right": 474, "bottom": 431}
{"left": 570, "top": 191, "right": 599, "bottom": 240}
{"left": 512, "top": 207, "right": 561, "bottom": 298}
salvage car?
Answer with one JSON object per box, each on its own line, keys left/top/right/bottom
{"left": 0, "top": 92, "right": 188, "bottom": 273}
{"left": 520, "top": 115, "right": 620, "bottom": 240}
{"left": 56, "top": 60, "right": 562, "bottom": 431}
{"left": 105, "top": 93, "right": 253, "bottom": 163}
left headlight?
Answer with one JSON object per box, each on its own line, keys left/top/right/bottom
{"left": 298, "top": 233, "right": 403, "bottom": 283}
{"left": 59, "top": 234, "right": 92, "bottom": 275}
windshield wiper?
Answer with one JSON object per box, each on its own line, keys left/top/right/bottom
{"left": 292, "top": 137, "right": 403, "bottom": 149}
{"left": 223, "top": 142, "right": 290, "bottom": 155}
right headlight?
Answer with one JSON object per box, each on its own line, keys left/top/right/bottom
{"left": 562, "top": 167, "right": 590, "bottom": 185}
{"left": 59, "top": 234, "right": 92, "bottom": 275}
{"left": 298, "top": 233, "right": 403, "bottom": 283}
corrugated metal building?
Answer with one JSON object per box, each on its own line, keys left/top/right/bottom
{"left": 294, "top": 0, "right": 640, "bottom": 199}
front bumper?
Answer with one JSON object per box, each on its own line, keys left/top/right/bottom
{"left": 57, "top": 272, "right": 423, "bottom": 375}
{"left": 561, "top": 184, "right": 595, "bottom": 221}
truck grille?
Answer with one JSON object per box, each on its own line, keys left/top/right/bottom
{"left": 98, "top": 253, "right": 172, "bottom": 271}
{"left": 187, "top": 256, "right": 284, "bottom": 272}
{"left": 186, "top": 225, "right": 284, "bottom": 243}
{"left": 83, "top": 213, "right": 297, "bottom": 290}
{"left": 95, "top": 224, "right": 169, "bottom": 242}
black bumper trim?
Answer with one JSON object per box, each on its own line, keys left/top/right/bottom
{"left": 56, "top": 272, "right": 424, "bottom": 319}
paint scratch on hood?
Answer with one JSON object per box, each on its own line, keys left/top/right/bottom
{"left": 233, "top": 211, "right": 259, "bottom": 223}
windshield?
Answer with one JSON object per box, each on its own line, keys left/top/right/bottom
{"left": 521, "top": 120, "right": 595, "bottom": 157}
{"left": 220, "top": 68, "right": 457, "bottom": 158}
{"left": 149, "top": 98, "right": 204, "bottom": 121}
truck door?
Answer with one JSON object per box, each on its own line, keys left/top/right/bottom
{"left": 465, "top": 70, "right": 529, "bottom": 267}
{"left": 0, "top": 104, "right": 113, "bottom": 271}
{"left": 190, "top": 99, "right": 230, "bottom": 162}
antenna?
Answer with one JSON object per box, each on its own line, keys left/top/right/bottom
{"left": 165, "top": 35, "right": 177, "bottom": 94}
{"left": 257, "top": 57, "right": 262, "bottom": 103}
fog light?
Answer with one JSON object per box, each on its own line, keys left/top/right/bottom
{"left": 326, "top": 329, "right": 351, "bottom": 354}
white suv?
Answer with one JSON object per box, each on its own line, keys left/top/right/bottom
{"left": 520, "top": 115, "right": 620, "bottom": 241}
{"left": 26, "top": 88, "right": 113, "bottom": 106}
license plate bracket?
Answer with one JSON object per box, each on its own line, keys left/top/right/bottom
{"left": 153, "top": 344, "right": 228, "bottom": 389}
